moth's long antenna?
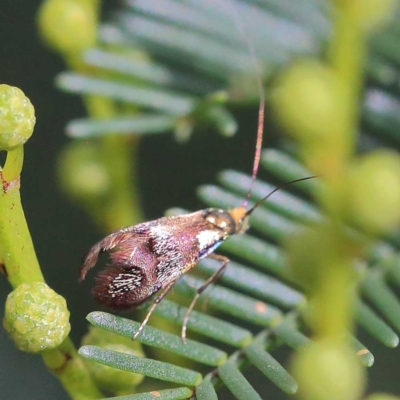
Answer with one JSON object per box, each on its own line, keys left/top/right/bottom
{"left": 243, "top": 79, "right": 265, "bottom": 208}
{"left": 219, "top": 1, "right": 265, "bottom": 208}
{"left": 245, "top": 176, "right": 317, "bottom": 216}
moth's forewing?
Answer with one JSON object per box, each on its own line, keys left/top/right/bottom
{"left": 82, "top": 210, "right": 229, "bottom": 310}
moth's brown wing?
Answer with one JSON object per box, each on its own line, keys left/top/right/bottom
{"left": 80, "top": 210, "right": 225, "bottom": 310}
{"left": 92, "top": 242, "right": 161, "bottom": 310}
{"left": 80, "top": 212, "right": 209, "bottom": 280}
{"left": 146, "top": 211, "right": 224, "bottom": 284}
{"left": 79, "top": 227, "right": 144, "bottom": 281}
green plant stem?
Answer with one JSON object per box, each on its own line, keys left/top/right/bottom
{"left": 0, "top": 160, "right": 102, "bottom": 399}
{"left": 312, "top": 257, "right": 355, "bottom": 340}
{"left": 2, "top": 145, "right": 24, "bottom": 183}
{"left": 307, "top": 2, "right": 366, "bottom": 339}
{"left": 42, "top": 338, "right": 103, "bottom": 400}
{"left": 0, "top": 173, "right": 44, "bottom": 286}
{"left": 329, "top": 6, "right": 365, "bottom": 160}
{"left": 81, "top": 0, "right": 100, "bottom": 12}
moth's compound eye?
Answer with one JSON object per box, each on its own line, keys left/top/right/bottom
{"left": 205, "top": 209, "right": 236, "bottom": 234}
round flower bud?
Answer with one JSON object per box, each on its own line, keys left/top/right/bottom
{"left": 285, "top": 226, "right": 324, "bottom": 291}
{"left": 38, "top": 0, "right": 96, "bottom": 54}
{"left": 333, "top": 0, "right": 396, "bottom": 31}
{"left": 0, "top": 84, "right": 35, "bottom": 150}
{"left": 344, "top": 150, "right": 400, "bottom": 234}
{"left": 82, "top": 326, "right": 144, "bottom": 394}
{"left": 3, "top": 282, "right": 71, "bottom": 353}
{"left": 285, "top": 224, "right": 349, "bottom": 292}
{"left": 292, "top": 340, "right": 365, "bottom": 400}
{"left": 57, "top": 141, "right": 111, "bottom": 203}
{"left": 271, "top": 61, "right": 349, "bottom": 143}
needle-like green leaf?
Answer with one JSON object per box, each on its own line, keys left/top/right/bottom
{"left": 86, "top": 312, "right": 227, "bottom": 366}
{"left": 218, "top": 361, "right": 263, "bottom": 400}
{"left": 79, "top": 346, "right": 202, "bottom": 386}
{"left": 104, "top": 387, "right": 193, "bottom": 400}
{"left": 244, "top": 343, "right": 298, "bottom": 394}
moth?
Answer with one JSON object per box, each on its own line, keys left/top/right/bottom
{"left": 79, "top": 6, "right": 314, "bottom": 342}
{"left": 79, "top": 174, "right": 312, "bottom": 342}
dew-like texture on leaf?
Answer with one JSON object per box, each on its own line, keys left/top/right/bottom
{"left": 87, "top": 312, "right": 227, "bottom": 366}
{"left": 103, "top": 387, "right": 193, "bottom": 400}
{"left": 350, "top": 336, "right": 375, "bottom": 367}
{"left": 356, "top": 301, "right": 399, "bottom": 347}
{"left": 218, "top": 361, "right": 263, "bottom": 400}
{"left": 151, "top": 301, "right": 253, "bottom": 347}
{"left": 79, "top": 346, "right": 202, "bottom": 386}
{"left": 195, "top": 378, "right": 218, "bottom": 400}
{"left": 221, "top": 234, "right": 285, "bottom": 275}
{"left": 362, "top": 275, "right": 400, "bottom": 333}
{"left": 178, "top": 275, "right": 282, "bottom": 327}
{"left": 244, "top": 344, "right": 298, "bottom": 394}
{"left": 198, "top": 258, "right": 303, "bottom": 308}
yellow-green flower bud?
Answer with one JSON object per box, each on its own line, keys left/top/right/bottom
{"left": 82, "top": 326, "right": 144, "bottom": 394}
{"left": 344, "top": 150, "right": 400, "bottom": 235}
{"left": 285, "top": 224, "right": 350, "bottom": 291}
{"left": 285, "top": 226, "right": 324, "bottom": 291}
{"left": 3, "top": 282, "right": 71, "bottom": 353}
{"left": 270, "top": 60, "right": 349, "bottom": 145}
{"left": 333, "top": 0, "right": 396, "bottom": 31}
{"left": 292, "top": 340, "right": 365, "bottom": 400}
{"left": 57, "top": 141, "right": 111, "bottom": 202}
{"left": 38, "top": 0, "right": 96, "bottom": 54}
{"left": 270, "top": 60, "right": 352, "bottom": 175}
{"left": 0, "top": 84, "right": 35, "bottom": 151}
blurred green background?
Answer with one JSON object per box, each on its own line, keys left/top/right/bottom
{"left": 1, "top": 1, "right": 400, "bottom": 399}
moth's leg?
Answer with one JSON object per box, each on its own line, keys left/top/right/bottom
{"left": 132, "top": 280, "right": 176, "bottom": 340}
{"left": 181, "top": 253, "right": 229, "bottom": 343}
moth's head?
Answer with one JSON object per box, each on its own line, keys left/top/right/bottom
{"left": 204, "top": 208, "right": 246, "bottom": 235}
{"left": 228, "top": 207, "right": 249, "bottom": 234}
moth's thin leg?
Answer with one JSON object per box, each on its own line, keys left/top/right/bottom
{"left": 132, "top": 280, "right": 176, "bottom": 340}
{"left": 181, "top": 254, "right": 229, "bottom": 343}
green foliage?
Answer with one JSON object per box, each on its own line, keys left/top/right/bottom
{"left": 57, "top": 0, "right": 400, "bottom": 399}
{"left": 79, "top": 148, "right": 400, "bottom": 396}
{"left": 64, "top": 1, "right": 399, "bottom": 399}
{"left": 2, "top": 0, "right": 400, "bottom": 399}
